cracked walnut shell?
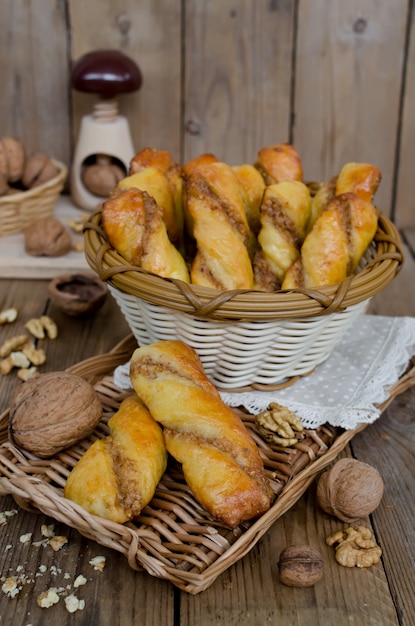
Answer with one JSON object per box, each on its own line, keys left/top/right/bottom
{"left": 9, "top": 371, "right": 102, "bottom": 458}
{"left": 317, "top": 458, "right": 384, "bottom": 523}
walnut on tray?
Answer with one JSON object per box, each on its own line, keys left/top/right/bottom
{"left": 255, "top": 402, "right": 304, "bottom": 447}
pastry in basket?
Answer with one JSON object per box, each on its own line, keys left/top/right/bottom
{"left": 309, "top": 162, "right": 381, "bottom": 230}
{"left": 254, "top": 142, "right": 303, "bottom": 185}
{"left": 181, "top": 152, "right": 219, "bottom": 180}
{"left": 185, "top": 161, "right": 255, "bottom": 290}
{"left": 281, "top": 192, "right": 378, "bottom": 289}
{"left": 115, "top": 166, "right": 182, "bottom": 247}
{"left": 102, "top": 187, "right": 190, "bottom": 282}
{"left": 64, "top": 395, "right": 167, "bottom": 524}
{"left": 253, "top": 181, "right": 312, "bottom": 291}
{"left": 232, "top": 164, "right": 266, "bottom": 235}
{"left": 128, "top": 147, "right": 184, "bottom": 247}
{"left": 129, "top": 340, "right": 275, "bottom": 529}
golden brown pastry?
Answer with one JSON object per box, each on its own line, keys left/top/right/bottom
{"left": 129, "top": 340, "right": 274, "bottom": 529}
{"left": 335, "top": 162, "right": 381, "bottom": 203}
{"left": 253, "top": 181, "right": 312, "bottom": 291}
{"left": 255, "top": 143, "right": 303, "bottom": 185}
{"left": 181, "top": 152, "right": 219, "bottom": 180}
{"left": 129, "top": 147, "right": 184, "bottom": 247}
{"left": 102, "top": 187, "right": 190, "bottom": 282}
{"left": 185, "top": 161, "right": 255, "bottom": 290}
{"left": 232, "top": 164, "right": 266, "bottom": 235}
{"left": 281, "top": 192, "right": 378, "bottom": 289}
{"left": 64, "top": 395, "right": 168, "bottom": 524}
{"left": 308, "top": 163, "right": 381, "bottom": 231}
{"left": 115, "top": 167, "right": 182, "bottom": 247}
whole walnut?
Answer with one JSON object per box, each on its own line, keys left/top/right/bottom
{"left": 24, "top": 217, "right": 72, "bottom": 257}
{"left": 82, "top": 159, "right": 125, "bottom": 197}
{"left": 22, "top": 152, "right": 59, "bottom": 189}
{"left": 9, "top": 371, "right": 102, "bottom": 458}
{"left": 278, "top": 545, "right": 324, "bottom": 587}
{"left": 0, "top": 136, "right": 26, "bottom": 183}
{"left": 316, "top": 458, "right": 384, "bottom": 523}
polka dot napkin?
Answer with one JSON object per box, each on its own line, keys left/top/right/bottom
{"left": 220, "top": 315, "right": 415, "bottom": 429}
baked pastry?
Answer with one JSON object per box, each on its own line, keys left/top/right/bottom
{"left": 64, "top": 395, "right": 167, "bottom": 524}
{"left": 115, "top": 167, "right": 181, "bottom": 247}
{"left": 185, "top": 161, "right": 255, "bottom": 289}
{"left": 129, "top": 340, "right": 274, "bottom": 529}
{"left": 281, "top": 192, "right": 378, "bottom": 289}
{"left": 129, "top": 147, "right": 184, "bottom": 247}
{"left": 309, "top": 163, "right": 381, "bottom": 231}
{"left": 335, "top": 162, "right": 381, "bottom": 203}
{"left": 181, "top": 152, "right": 219, "bottom": 180}
{"left": 232, "top": 164, "right": 265, "bottom": 235}
{"left": 255, "top": 143, "right": 303, "bottom": 185}
{"left": 253, "top": 181, "right": 311, "bottom": 291}
{"left": 102, "top": 187, "right": 190, "bottom": 282}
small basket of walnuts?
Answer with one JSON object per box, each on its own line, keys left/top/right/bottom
{"left": 0, "top": 135, "right": 67, "bottom": 236}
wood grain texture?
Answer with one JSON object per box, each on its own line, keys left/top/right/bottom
{"left": 395, "top": 4, "right": 415, "bottom": 228}
{"left": 68, "top": 0, "right": 182, "bottom": 161}
{"left": 293, "top": 0, "right": 407, "bottom": 217}
{"left": 351, "top": 394, "right": 415, "bottom": 626}
{"left": 183, "top": 0, "right": 295, "bottom": 164}
{"left": 0, "top": 0, "right": 71, "bottom": 166}
{"left": 180, "top": 481, "right": 399, "bottom": 625}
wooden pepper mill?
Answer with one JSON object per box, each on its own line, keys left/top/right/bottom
{"left": 70, "top": 49, "right": 142, "bottom": 210}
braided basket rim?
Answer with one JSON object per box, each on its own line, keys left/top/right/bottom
{"left": 83, "top": 210, "right": 404, "bottom": 321}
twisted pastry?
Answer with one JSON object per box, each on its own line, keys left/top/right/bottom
{"left": 281, "top": 192, "right": 378, "bottom": 289}
{"left": 309, "top": 162, "right": 381, "bottom": 231}
{"left": 64, "top": 395, "right": 167, "bottom": 524}
{"left": 255, "top": 143, "right": 303, "bottom": 185}
{"left": 232, "top": 164, "right": 265, "bottom": 235}
{"left": 129, "top": 340, "right": 274, "bottom": 529}
{"left": 253, "top": 181, "right": 312, "bottom": 291}
{"left": 102, "top": 187, "right": 189, "bottom": 282}
{"left": 129, "top": 147, "right": 184, "bottom": 247}
{"left": 116, "top": 166, "right": 181, "bottom": 247}
{"left": 185, "top": 161, "right": 255, "bottom": 290}
{"left": 181, "top": 153, "right": 219, "bottom": 239}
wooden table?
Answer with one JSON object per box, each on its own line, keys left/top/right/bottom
{"left": 0, "top": 247, "right": 414, "bottom": 625}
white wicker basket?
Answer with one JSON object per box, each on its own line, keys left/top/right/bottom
{"left": 108, "top": 286, "right": 367, "bottom": 389}
{"left": 84, "top": 212, "right": 403, "bottom": 391}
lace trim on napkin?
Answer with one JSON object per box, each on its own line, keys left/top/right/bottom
{"left": 113, "top": 315, "right": 415, "bottom": 431}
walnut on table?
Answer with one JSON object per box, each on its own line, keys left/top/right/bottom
{"left": 326, "top": 525, "right": 382, "bottom": 568}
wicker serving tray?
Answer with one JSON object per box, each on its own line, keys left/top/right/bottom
{"left": 0, "top": 335, "right": 414, "bottom": 595}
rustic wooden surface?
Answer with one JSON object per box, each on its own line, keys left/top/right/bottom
{"left": 0, "top": 236, "right": 414, "bottom": 624}
{"left": 1, "top": 1, "right": 415, "bottom": 221}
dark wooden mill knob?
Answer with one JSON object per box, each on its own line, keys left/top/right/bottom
{"left": 72, "top": 49, "right": 142, "bottom": 98}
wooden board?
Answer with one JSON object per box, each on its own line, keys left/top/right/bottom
{"left": 0, "top": 196, "right": 90, "bottom": 279}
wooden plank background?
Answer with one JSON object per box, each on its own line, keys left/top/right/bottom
{"left": 0, "top": 0, "right": 414, "bottom": 223}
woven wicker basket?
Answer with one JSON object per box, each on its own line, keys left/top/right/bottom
{"left": 84, "top": 212, "right": 404, "bottom": 391}
{"left": 0, "top": 335, "right": 414, "bottom": 594}
{"left": 0, "top": 159, "right": 68, "bottom": 236}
